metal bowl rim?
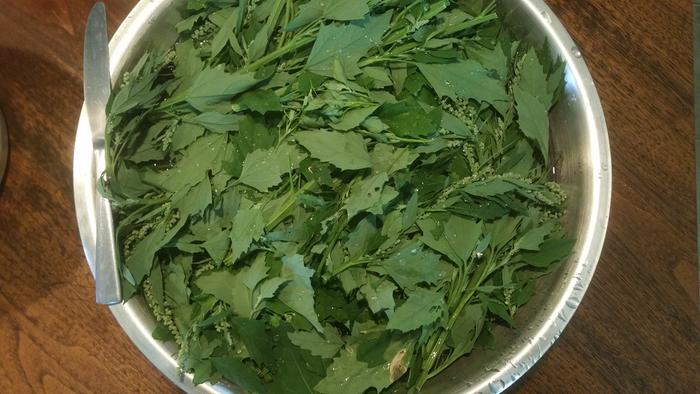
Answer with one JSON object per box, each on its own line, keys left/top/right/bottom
{"left": 73, "top": 1, "right": 612, "bottom": 392}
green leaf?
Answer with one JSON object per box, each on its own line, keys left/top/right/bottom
{"left": 370, "top": 143, "right": 419, "bottom": 174}
{"left": 519, "top": 238, "right": 574, "bottom": 268}
{"left": 230, "top": 206, "right": 265, "bottom": 263}
{"left": 331, "top": 105, "right": 379, "bottom": 131}
{"left": 160, "top": 133, "right": 228, "bottom": 191}
{"left": 377, "top": 98, "right": 442, "bottom": 137}
{"left": 418, "top": 60, "right": 509, "bottom": 109}
{"left": 448, "top": 303, "right": 485, "bottom": 357}
{"left": 343, "top": 173, "right": 398, "bottom": 219}
{"left": 306, "top": 12, "right": 392, "bottom": 78}
{"left": 238, "top": 148, "right": 283, "bottom": 192}
{"left": 170, "top": 122, "right": 206, "bottom": 152}
{"left": 464, "top": 41, "right": 509, "bottom": 81}
{"left": 288, "top": 325, "right": 344, "bottom": 359}
{"left": 254, "top": 277, "right": 289, "bottom": 309}
{"left": 202, "top": 231, "right": 230, "bottom": 264}
{"left": 195, "top": 270, "right": 237, "bottom": 306}
{"left": 279, "top": 255, "right": 323, "bottom": 332}
{"left": 298, "top": 71, "right": 327, "bottom": 93}
{"left": 346, "top": 217, "right": 382, "bottom": 259}
{"left": 448, "top": 199, "right": 509, "bottom": 221}
{"left": 239, "top": 144, "right": 305, "bottom": 192}
{"left": 514, "top": 221, "right": 556, "bottom": 251}
{"left": 235, "top": 0, "right": 248, "bottom": 34}
{"left": 126, "top": 216, "right": 187, "bottom": 284}
{"left": 295, "top": 130, "right": 372, "bottom": 170}
{"left": 514, "top": 85, "right": 550, "bottom": 158}
{"left": 403, "top": 192, "right": 419, "bottom": 230}
{"left": 441, "top": 111, "right": 472, "bottom": 137}
{"left": 164, "top": 262, "right": 190, "bottom": 308}
{"left": 241, "top": 252, "right": 270, "bottom": 290}
{"left": 109, "top": 53, "right": 164, "bottom": 115}
{"left": 336, "top": 267, "right": 366, "bottom": 294}
{"left": 314, "top": 350, "right": 392, "bottom": 394}
{"left": 179, "top": 66, "right": 263, "bottom": 111}
{"left": 196, "top": 255, "right": 282, "bottom": 318}
{"left": 226, "top": 115, "right": 276, "bottom": 178}
{"left": 363, "top": 66, "right": 393, "bottom": 88}
{"left": 547, "top": 60, "right": 566, "bottom": 106}
{"left": 237, "top": 89, "right": 282, "bottom": 114}
{"left": 463, "top": 178, "right": 518, "bottom": 197}
{"left": 211, "top": 8, "right": 240, "bottom": 58}
{"left": 247, "top": 24, "right": 272, "bottom": 62}
{"left": 379, "top": 241, "right": 443, "bottom": 290}
{"left": 387, "top": 287, "right": 445, "bottom": 332}
{"left": 175, "top": 12, "right": 203, "bottom": 33}
{"left": 287, "top": 0, "right": 370, "bottom": 31}
{"left": 268, "top": 324, "right": 326, "bottom": 394}
{"left": 185, "top": 335, "right": 221, "bottom": 384}
{"left": 390, "top": 63, "right": 408, "bottom": 95}
{"left": 517, "top": 47, "right": 550, "bottom": 105}
{"left": 486, "top": 216, "right": 522, "bottom": 248}
{"left": 191, "top": 112, "right": 242, "bottom": 133}
{"left": 315, "top": 289, "right": 362, "bottom": 327}
{"left": 211, "top": 357, "right": 265, "bottom": 393}
{"left": 379, "top": 210, "right": 402, "bottom": 249}
{"left": 358, "top": 276, "right": 396, "bottom": 315}
{"left": 418, "top": 215, "right": 482, "bottom": 266}
{"left": 481, "top": 295, "right": 514, "bottom": 326}
{"left": 127, "top": 120, "right": 170, "bottom": 163}
{"left": 362, "top": 116, "right": 389, "bottom": 133}
{"left": 231, "top": 317, "right": 275, "bottom": 366}
{"left": 151, "top": 323, "right": 175, "bottom": 341}
{"left": 172, "top": 177, "right": 212, "bottom": 216}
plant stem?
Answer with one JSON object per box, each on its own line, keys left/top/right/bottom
{"left": 440, "top": 12, "right": 498, "bottom": 37}
{"left": 415, "top": 255, "right": 494, "bottom": 390}
{"left": 358, "top": 42, "right": 419, "bottom": 67}
{"left": 278, "top": 0, "right": 294, "bottom": 49}
{"left": 263, "top": 180, "right": 317, "bottom": 231}
{"left": 382, "top": 0, "right": 448, "bottom": 46}
{"left": 242, "top": 34, "right": 316, "bottom": 72}
{"left": 316, "top": 212, "right": 348, "bottom": 277}
{"left": 329, "top": 258, "right": 372, "bottom": 277}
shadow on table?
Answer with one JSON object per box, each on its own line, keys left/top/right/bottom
{"left": 0, "top": 110, "right": 8, "bottom": 193}
{"left": 0, "top": 45, "right": 87, "bottom": 305}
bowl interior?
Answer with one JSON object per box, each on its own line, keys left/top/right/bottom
{"left": 73, "top": 1, "right": 611, "bottom": 393}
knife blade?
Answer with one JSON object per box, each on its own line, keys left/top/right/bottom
{"left": 84, "top": 2, "right": 121, "bottom": 305}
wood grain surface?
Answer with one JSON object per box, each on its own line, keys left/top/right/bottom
{"left": 0, "top": 1, "right": 697, "bottom": 393}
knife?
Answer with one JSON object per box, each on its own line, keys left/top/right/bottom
{"left": 84, "top": 3, "right": 121, "bottom": 305}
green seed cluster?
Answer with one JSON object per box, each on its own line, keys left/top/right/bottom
{"left": 143, "top": 278, "right": 182, "bottom": 346}
{"left": 192, "top": 20, "right": 216, "bottom": 48}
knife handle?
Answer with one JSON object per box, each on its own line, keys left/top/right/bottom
{"left": 95, "top": 149, "right": 122, "bottom": 305}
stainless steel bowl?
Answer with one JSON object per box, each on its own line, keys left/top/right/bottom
{"left": 73, "top": 1, "right": 611, "bottom": 392}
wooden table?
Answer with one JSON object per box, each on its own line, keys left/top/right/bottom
{"left": 0, "top": 1, "right": 697, "bottom": 392}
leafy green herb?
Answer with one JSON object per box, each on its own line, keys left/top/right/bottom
{"left": 286, "top": 0, "right": 370, "bottom": 31}
{"left": 305, "top": 12, "right": 392, "bottom": 78}
{"left": 387, "top": 287, "right": 446, "bottom": 332}
{"left": 105, "top": 0, "right": 573, "bottom": 392}
{"left": 417, "top": 61, "right": 509, "bottom": 110}
{"left": 295, "top": 130, "right": 372, "bottom": 170}
{"left": 314, "top": 349, "right": 393, "bottom": 394}
{"left": 288, "top": 324, "right": 344, "bottom": 359}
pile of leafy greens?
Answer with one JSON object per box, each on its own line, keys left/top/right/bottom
{"left": 103, "top": 0, "right": 573, "bottom": 392}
